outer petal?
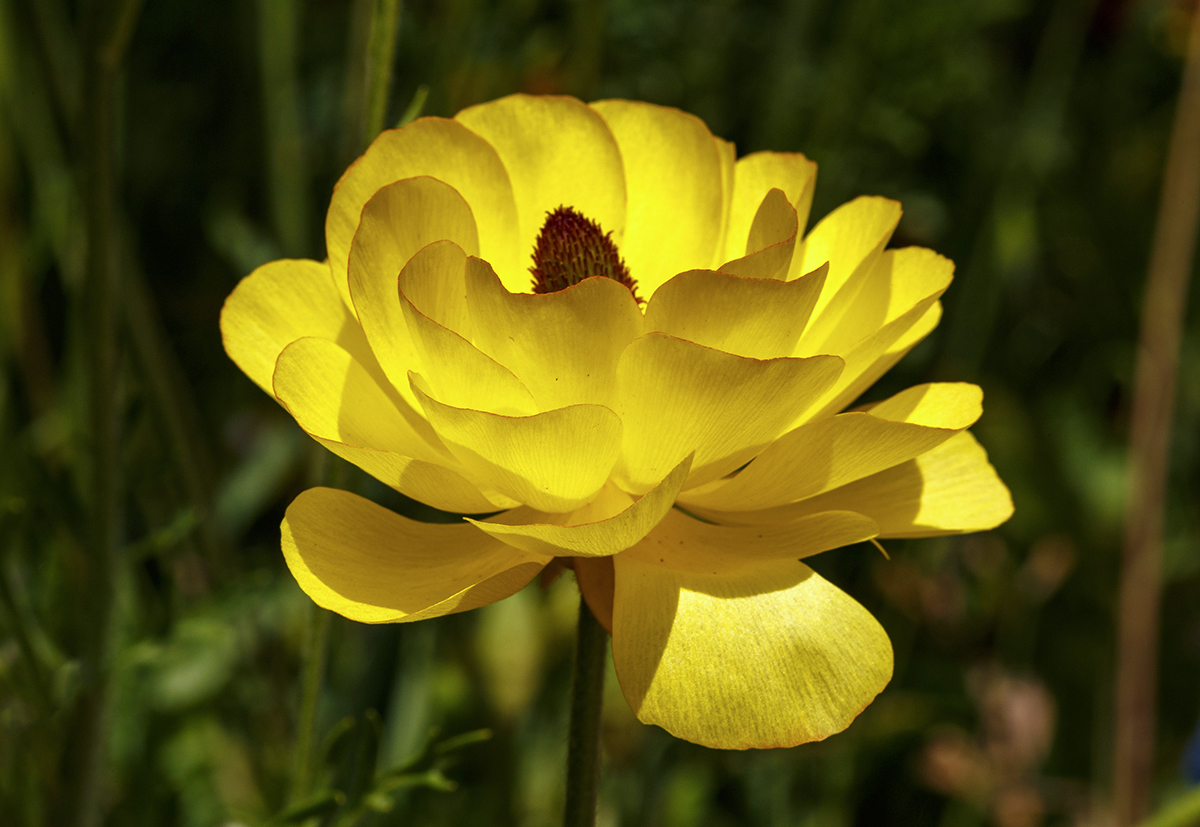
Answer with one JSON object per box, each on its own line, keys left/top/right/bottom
{"left": 221, "top": 258, "right": 374, "bottom": 399}
{"left": 465, "top": 455, "right": 693, "bottom": 557}
{"left": 282, "top": 487, "right": 549, "bottom": 623}
{"left": 679, "top": 383, "right": 983, "bottom": 512}
{"left": 614, "top": 333, "right": 843, "bottom": 493}
{"left": 718, "top": 188, "right": 799, "bottom": 281}
{"left": 792, "top": 196, "right": 902, "bottom": 349}
{"left": 456, "top": 94, "right": 626, "bottom": 286}
{"left": 717, "top": 431, "right": 1014, "bottom": 537}
{"left": 805, "top": 246, "right": 954, "bottom": 358}
{"left": 611, "top": 510, "right": 890, "bottom": 749}
{"left": 590, "top": 99, "right": 725, "bottom": 295}
{"left": 273, "top": 337, "right": 506, "bottom": 513}
{"left": 412, "top": 377, "right": 623, "bottom": 513}
{"left": 464, "top": 257, "right": 644, "bottom": 410}
{"left": 326, "top": 117, "right": 521, "bottom": 303}
{"left": 644, "top": 266, "right": 826, "bottom": 360}
{"left": 713, "top": 137, "right": 737, "bottom": 265}
{"left": 725, "top": 151, "right": 817, "bottom": 266}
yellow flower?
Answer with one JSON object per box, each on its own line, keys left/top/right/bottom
{"left": 221, "top": 95, "right": 1013, "bottom": 750}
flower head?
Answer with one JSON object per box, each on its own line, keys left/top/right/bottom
{"left": 221, "top": 95, "right": 1012, "bottom": 749}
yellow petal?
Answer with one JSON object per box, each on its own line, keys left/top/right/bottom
{"left": 590, "top": 99, "right": 725, "bottom": 295}
{"left": 457, "top": 95, "right": 626, "bottom": 287}
{"left": 725, "top": 151, "right": 817, "bottom": 266}
{"left": 400, "top": 286, "right": 537, "bottom": 417}
{"left": 643, "top": 266, "right": 826, "bottom": 360}
{"left": 463, "top": 256, "right": 644, "bottom": 410}
{"left": 792, "top": 291, "right": 945, "bottom": 427}
{"left": 614, "top": 333, "right": 843, "bottom": 492}
{"left": 719, "top": 188, "right": 799, "bottom": 281}
{"left": 326, "top": 117, "right": 521, "bottom": 304}
{"left": 273, "top": 337, "right": 506, "bottom": 513}
{"left": 221, "top": 258, "right": 375, "bottom": 399}
{"left": 412, "top": 378, "right": 623, "bottom": 513}
{"left": 807, "top": 246, "right": 954, "bottom": 356}
{"left": 611, "top": 510, "right": 890, "bottom": 749}
{"left": 398, "top": 240, "right": 475, "bottom": 339}
{"left": 348, "top": 177, "right": 481, "bottom": 408}
{"left": 727, "top": 431, "right": 1014, "bottom": 537}
{"left": 679, "top": 383, "right": 982, "bottom": 512}
{"left": 282, "top": 487, "right": 549, "bottom": 623}
{"left": 465, "top": 455, "right": 692, "bottom": 557}
{"left": 792, "top": 196, "right": 902, "bottom": 349}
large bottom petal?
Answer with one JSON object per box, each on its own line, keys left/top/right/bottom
{"left": 282, "top": 487, "right": 550, "bottom": 623}
{"left": 612, "top": 553, "right": 892, "bottom": 749}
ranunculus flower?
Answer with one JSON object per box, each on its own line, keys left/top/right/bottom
{"left": 221, "top": 94, "right": 1012, "bottom": 749}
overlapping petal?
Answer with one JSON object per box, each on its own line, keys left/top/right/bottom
{"left": 282, "top": 487, "right": 549, "bottom": 623}
{"left": 412, "top": 377, "right": 623, "bottom": 513}
{"left": 611, "top": 509, "right": 889, "bottom": 748}
{"left": 464, "top": 257, "right": 644, "bottom": 410}
{"left": 718, "top": 188, "right": 799, "bottom": 281}
{"left": 614, "top": 333, "right": 843, "bottom": 492}
{"left": 465, "top": 455, "right": 693, "bottom": 558}
{"left": 456, "top": 95, "right": 626, "bottom": 283}
{"left": 725, "top": 151, "right": 817, "bottom": 265}
{"left": 273, "top": 337, "right": 506, "bottom": 513}
{"left": 679, "top": 383, "right": 982, "bottom": 512}
{"left": 644, "top": 266, "right": 826, "bottom": 360}
{"left": 221, "top": 258, "right": 374, "bottom": 398}
{"left": 590, "top": 99, "right": 727, "bottom": 295}
{"left": 326, "top": 117, "right": 521, "bottom": 300}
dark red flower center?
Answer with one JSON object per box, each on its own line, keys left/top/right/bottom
{"left": 529, "top": 206, "right": 641, "bottom": 301}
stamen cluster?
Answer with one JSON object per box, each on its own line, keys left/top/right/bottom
{"left": 530, "top": 206, "right": 640, "bottom": 300}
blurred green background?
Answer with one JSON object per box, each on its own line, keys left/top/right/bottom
{"left": 2, "top": 0, "right": 1200, "bottom": 825}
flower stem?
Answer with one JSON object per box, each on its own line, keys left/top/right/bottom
{"left": 564, "top": 597, "right": 607, "bottom": 827}
{"left": 290, "top": 603, "right": 333, "bottom": 805}
{"left": 1115, "top": 4, "right": 1200, "bottom": 823}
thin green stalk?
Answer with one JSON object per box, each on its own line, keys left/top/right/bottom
{"left": 291, "top": 604, "right": 334, "bottom": 805}
{"left": 362, "top": 0, "right": 401, "bottom": 146}
{"left": 564, "top": 598, "right": 607, "bottom": 827}
{"left": 1115, "top": 4, "right": 1200, "bottom": 825}
{"left": 257, "top": 0, "right": 310, "bottom": 257}
{"left": 73, "top": 0, "right": 145, "bottom": 825}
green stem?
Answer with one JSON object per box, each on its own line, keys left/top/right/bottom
{"left": 563, "top": 598, "right": 607, "bottom": 827}
{"left": 362, "top": 0, "right": 402, "bottom": 146}
{"left": 72, "top": 1, "right": 144, "bottom": 825}
{"left": 1115, "top": 3, "right": 1200, "bottom": 823}
{"left": 291, "top": 604, "right": 334, "bottom": 804}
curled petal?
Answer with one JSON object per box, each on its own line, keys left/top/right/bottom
{"left": 273, "top": 337, "right": 505, "bottom": 512}
{"left": 719, "top": 188, "right": 799, "bottom": 281}
{"left": 793, "top": 196, "right": 902, "bottom": 348}
{"left": 465, "top": 454, "right": 693, "bottom": 558}
{"left": 464, "top": 256, "right": 644, "bottom": 410}
{"left": 590, "top": 99, "right": 726, "bottom": 295}
{"left": 221, "top": 259, "right": 375, "bottom": 399}
{"left": 681, "top": 383, "right": 982, "bottom": 512}
{"left": 611, "top": 510, "right": 889, "bottom": 749}
{"left": 615, "top": 333, "right": 843, "bottom": 492}
{"left": 644, "top": 265, "right": 826, "bottom": 360}
{"left": 327, "top": 117, "right": 521, "bottom": 303}
{"left": 282, "top": 487, "right": 549, "bottom": 623}
{"left": 726, "top": 151, "right": 817, "bottom": 267}
{"left": 711, "top": 431, "right": 1013, "bottom": 538}
{"left": 412, "top": 377, "right": 623, "bottom": 513}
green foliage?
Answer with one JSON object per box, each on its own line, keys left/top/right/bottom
{"left": 1, "top": 0, "right": 1199, "bottom": 825}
